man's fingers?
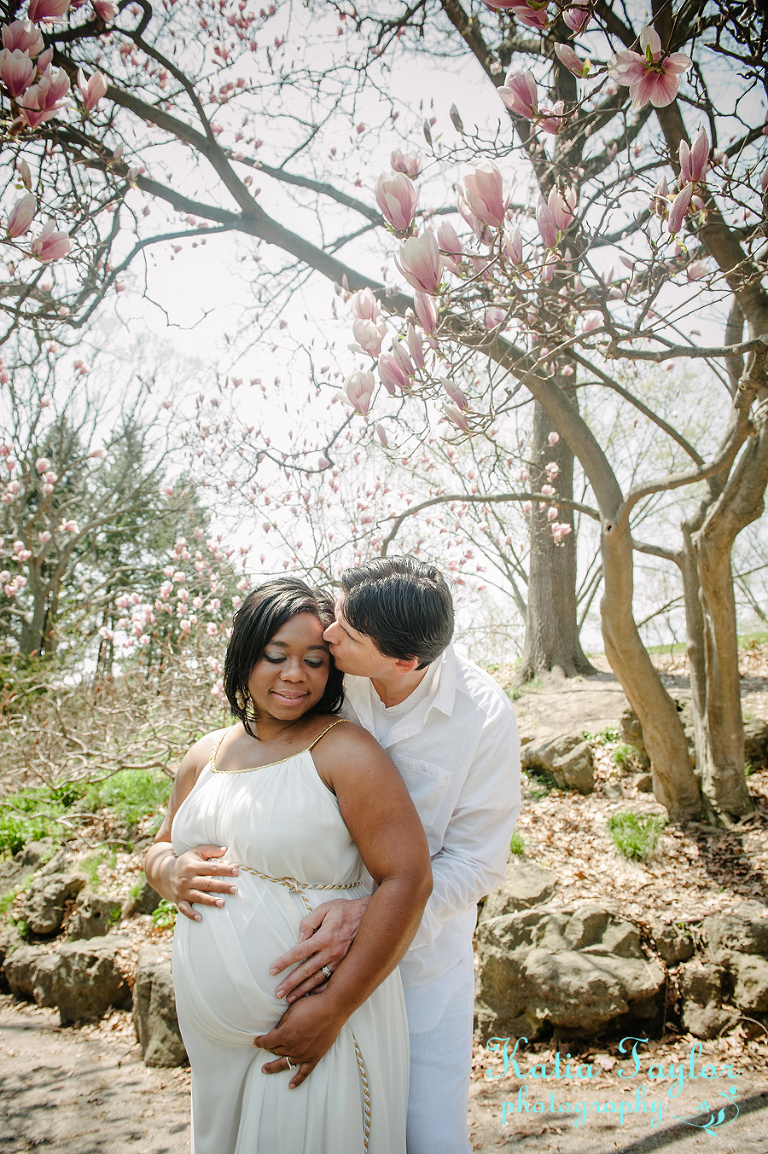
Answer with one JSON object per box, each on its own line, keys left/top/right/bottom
{"left": 260, "top": 1057, "right": 287, "bottom": 1075}
{"left": 270, "top": 935, "right": 325, "bottom": 978}
{"left": 259, "top": 1057, "right": 315, "bottom": 1088}
{"left": 296, "top": 905, "right": 327, "bottom": 942}
{"left": 288, "top": 1061, "right": 314, "bottom": 1089}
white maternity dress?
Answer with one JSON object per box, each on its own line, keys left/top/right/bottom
{"left": 171, "top": 723, "right": 409, "bottom": 1154}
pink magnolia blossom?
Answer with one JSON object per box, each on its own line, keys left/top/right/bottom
{"left": 28, "top": 0, "right": 70, "bottom": 20}
{"left": 563, "top": 5, "right": 591, "bottom": 33}
{"left": 547, "top": 506, "right": 558, "bottom": 521}
{"left": 668, "top": 183, "right": 693, "bottom": 234}
{"left": 548, "top": 186, "right": 575, "bottom": 232}
{"left": 498, "top": 70, "right": 538, "bottom": 119}
{"left": 581, "top": 313, "right": 601, "bottom": 334}
{"left": 436, "top": 220, "right": 463, "bottom": 275}
{"left": 439, "top": 376, "right": 469, "bottom": 411}
{"left": 341, "top": 370, "right": 375, "bottom": 415}
{"left": 36, "top": 45, "right": 52, "bottom": 71}
{"left": 35, "top": 457, "right": 50, "bottom": 472}
{"left": 349, "top": 287, "right": 379, "bottom": 322}
{"left": 374, "top": 421, "right": 388, "bottom": 446}
{"left": 375, "top": 170, "right": 419, "bottom": 232}
{"left": 551, "top": 521, "right": 572, "bottom": 544}
{"left": 93, "top": 0, "right": 117, "bottom": 20}
{"left": 88, "top": 447, "right": 106, "bottom": 458}
{"left": 457, "top": 197, "right": 491, "bottom": 245}
{"left": 98, "top": 626, "right": 114, "bottom": 641}
{"left": 2, "top": 20, "right": 44, "bottom": 55}
{"left": 6, "top": 192, "right": 36, "bottom": 238}
{"left": 17, "top": 68, "right": 70, "bottom": 128}
{"left": 541, "top": 484, "right": 556, "bottom": 497}
{"left": 548, "top": 431, "right": 560, "bottom": 445}
{"left": 395, "top": 231, "right": 442, "bottom": 295}
{"left": 390, "top": 148, "right": 420, "bottom": 177}
{"left": 39, "top": 529, "right": 51, "bottom": 542}
{"left": 391, "top": 341, "right": 415, "bottom": 378}
{"left": 538, "top": 100, "right": 566, "bottom": 135}
{"left": 503, "top": 227, "right": 523, "bottom": 265}
{"left": 377, "top": 352, "right": 410, "bottom": 394}
{"left": 607, "top": 26, "right": 692, "bottom": 111}
{"left": 406, "top": 324, "right": 426, "bottom": 369}
{"left": 485, "top": 306, "right": 506, "bottom": 331}
{"left": 536, "top": 196, "right": 559, "bottom": 247}
{"left": 43, "top": 470, "right": 56, "bottom": 483}
{"left": 679, "top": 127, "right": 709, "bottom": 185}
{"left": 545, "top": 461, "right": 560, "bottom": 479}
{"left": 0, "top": 48, "right": 36, "bottom": 97}
{"left": 652, "top": 176, "right": 669, "bottom": 215}
{"left": 60, "top": 519, "right": 79, "bottom": 532}
{"left": 351, "top": 316, "right": 387, "bottom": 357}
{"left": 30, "top": 220, "right": 71, "bottom": 261}
{"left": 442, "top": 402, "right": 470, "bottom": 432}
{"left": 522, "top": 501, "right": 533, "bottom": 515}
{"left": 554, "top": 43, "right": 590, "bottom": 79}
{"left": 414, "top": 290, "right": 438, "bottom": 333}
{"left": 77, "top": 66, "right": 107, "bottom": 110}
{"left": 459, "top": 160, "right": 508, "bottom": 229}
{"left": 483, "top": 0, "right": 549, "bottom": 29}
{"left": 687, "top": 259, "right": 708, "bottom": 280}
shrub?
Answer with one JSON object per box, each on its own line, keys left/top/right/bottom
{"left": 613, "top": 743, "right": 637, "bottom": 769}
{"left": 607, "top": 812, "right": 667, "bottom": 862}
{"left": 84, "top": 769, "right": 172, "bottom": 828}
{"left": 509, "top": 831, "right": 525, "bottom": 855}
{"left": 152, "top": 899, "right": 177, "bottom": 929}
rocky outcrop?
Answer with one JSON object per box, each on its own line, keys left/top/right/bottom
{"left": 121, "top": 875, "right": 162, "bottom": 919}
{"left": 521, "top": 730, "right": 594, "bottom": 794}
{"left": 68, "top": 891, "right": 123, "bottom": 940}
{"left": 744, "top": 718, "right": 768, "bottom": 771}
{"left": 480, "top": 859, "right": 557, "bottom": 922}
{"left": 19, "top": 850, "right": 87, "bottom": 936}
{"left": 133, "top": 946, "right": 187, "bottom": 1067}
{"left": 5, "top": 936, "right": 132, "bottom": 1024}
{"left": 475, "top": 902, "right": 665, "bottom": 1040}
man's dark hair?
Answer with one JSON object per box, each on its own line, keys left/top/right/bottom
{"left": 224, "top": 577, "right": 343, "bottom": 736}
{"left": 340, "top": 556, "right": 454, "bottom": 668}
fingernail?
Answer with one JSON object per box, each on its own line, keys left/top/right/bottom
{"left": 216, "top": 899, "right": 224, "bottom": 907}
{"left": 287, "top": 995, "right": 296, "bottom": 1003}
{"left": 270, "top": 966, "right": 279, "bottom": 975}
{"left": 194, "top": 914, "right": 201, "bottom": 922}
{"left": 229, "top": 886, "right": 237, "bottom": 894}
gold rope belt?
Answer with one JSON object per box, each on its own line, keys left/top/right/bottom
{"left": 238, "top": 864, "right": 371, "bottom": 1151}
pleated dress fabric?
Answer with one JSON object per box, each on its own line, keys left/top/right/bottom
{"left": 171, "top": 731, "right": 409, "bottom": 1154}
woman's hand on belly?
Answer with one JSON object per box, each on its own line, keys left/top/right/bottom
{"left": 254, "top": 992, "right": 348, "bottom": 1089}
{"left": 146, "top": 842, "right": 239, "bottom": 921}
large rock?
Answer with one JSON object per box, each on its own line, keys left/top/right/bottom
{"left": 6, "top": 936, "right": 132, "bottom": 1023}
{"left": 475, "top": 903, "right": 664, "bottom": 1040}
{"left": 744, "top": 718, "right": 768, "bottom": 770}
{"left": 730, "top": 954, "right": 768, "bottom": 1013}
{"left": 20, "top": 857, "right": 86, "bottom": 936}
{"left": 676, "top": 958, "right": 736, "bottom": 1039}
{"left": 68, "top": 890, "right": 123, "bottom": 940}
{"left": 702, "top": 901, "right": 768, "bottom": 959}
{"left": 480, "top": 860, "right": 557, "bottom": 922}
{"left": 122, "top": 875, "right": 162, "bottom": 919}
{"left": 521, "top": 731, "right": 594, "bottom": 794}
{"left": 653, "top": 922, "right": 695, "bottom": 965}
{"left": 133, "top": 946, "right": 187, "bottom": 1067}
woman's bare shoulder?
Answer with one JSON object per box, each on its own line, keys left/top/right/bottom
{"left": 176, "top": 726, "right": 233, "bottom": 783}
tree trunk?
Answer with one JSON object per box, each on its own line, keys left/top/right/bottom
{"left": 601, "top": 517, "right": 701, "bottom": 820}
{"left": 518, "top": 399, "right": 596, "bottom": 681}
{"left": 19, "top": 562, "right": 48, "bottom": 657}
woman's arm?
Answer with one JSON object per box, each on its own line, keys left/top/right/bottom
{"left": 254, "top": 723, "right": 432, "bottom": 1087}
{"left": 144, "top": 730, "right": 240, "bottom": 921}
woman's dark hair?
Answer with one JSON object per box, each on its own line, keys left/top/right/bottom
{"left": 340, "top": 556, "right": 454, "bottom": 669}
{"left": 224, "top": 578, "right": 344, "bottom": 735}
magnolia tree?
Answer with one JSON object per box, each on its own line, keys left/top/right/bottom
{"left": 1, "top": 0, "right": 767, "bottom": 822}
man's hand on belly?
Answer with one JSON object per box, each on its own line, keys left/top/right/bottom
{"left": 255, "top": 993, "right": 349, "bottom": 1089}
{"left": 270, "top": 896, "right": 370, "bottom": 1001}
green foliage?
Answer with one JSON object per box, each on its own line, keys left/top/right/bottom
{"left": 152, "top": 899, "right": 177, "bottom": 929}
{"left": 523, "top": 767, "right": 552, "bottom": 800}
{"left": 510, "top": 678, "right": 542, "bottom": 702}
{"left": 613, "top": 743, "right": 636, "bottom": 768}
{"left": 584, "top": 726, "right": 620, "bottom": 745}
{"left": 0, "top": 888, "right": 18, "bottom": 917}
{"left": 79, "top": 851, "right": 106, "bottom": 892}
{"left": 84, "top": 769, "right": 172, "bottom": 828}
{"left": 509, "top": 831, "right": 525, "bottom": 855}
{"left": 607, "top": 811, "right": 667, "bottom": 862}
{"left": 744, "top": 761, "right": 756, "bottom": 778}
{"left": 0, "top": 807, "right": 62, "bottom": 858}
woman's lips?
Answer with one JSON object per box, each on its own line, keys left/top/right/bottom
{"left": 271, "top": 690, "right": 308, "bottom": 705}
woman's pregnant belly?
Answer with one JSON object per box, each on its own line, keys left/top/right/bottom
{"left": 172, "top": 873, "right": 304, "bottom": 1043}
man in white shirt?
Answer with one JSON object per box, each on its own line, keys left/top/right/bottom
{"left": 270, "top": 557, "right": 521, "bottom": 1154}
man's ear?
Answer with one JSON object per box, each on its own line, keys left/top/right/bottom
{"left": 392, "top": 655, "right": 422, "bottom": 674}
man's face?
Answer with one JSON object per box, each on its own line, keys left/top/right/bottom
{"left": 323, "top": 600, "right": 397, "bottom": 678}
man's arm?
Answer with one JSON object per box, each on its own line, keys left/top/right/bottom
{"left": 272, "top": 702, "right": 520, "bottom": 997}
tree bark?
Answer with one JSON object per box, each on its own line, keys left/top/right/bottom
{"left": 600, "top": 517, "right": 702, "bottom": 820}
{"left": 518, "top": 399, "right": 596, "bottom": 681}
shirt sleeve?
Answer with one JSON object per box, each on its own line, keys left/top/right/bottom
{"left": 407, "top": 704, "right": 521, "bottom": 952}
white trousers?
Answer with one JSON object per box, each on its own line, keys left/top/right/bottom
{"left": 403, "top": 948, "right": 475, "bottom": 1154}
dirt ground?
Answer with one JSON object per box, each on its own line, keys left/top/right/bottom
{"left": 2, "top": 653, "right": 767, "bottom": 1153}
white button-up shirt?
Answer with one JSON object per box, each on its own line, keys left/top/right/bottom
{"left": 340, "top": 645, "right": 521, "bottom": 990}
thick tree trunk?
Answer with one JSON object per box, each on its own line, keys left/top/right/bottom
{"left": 19, "top": 562, "right": 48, "bottom": 657}
{"left": 601, "top": 518, "right": 702, "bottom": 820}
{"left": 518, "top": 399, "right": 596, "bottom": 681}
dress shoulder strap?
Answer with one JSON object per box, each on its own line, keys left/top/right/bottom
{"left": 307, "top": 717, "right": 349, "bottom": 751}
{"left": 208, "top": 728, "right": 229, "bottom": 771}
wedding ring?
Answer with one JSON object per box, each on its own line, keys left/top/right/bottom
{"left": 321, "top": 965, "right": 333, "bottom": 980}
{"left": 286, "top": 1058, "right": 298, "bottom": 1072}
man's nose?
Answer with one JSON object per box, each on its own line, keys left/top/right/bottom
{"left": 323, "top": 621, "right": 339, "bottom": 642}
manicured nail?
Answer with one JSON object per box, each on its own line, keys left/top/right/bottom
{"left": 216, "top": 899, "right": 224, "bottom": 907}
{"left": 229, "top": 886, "right": 237, "bottom": 894}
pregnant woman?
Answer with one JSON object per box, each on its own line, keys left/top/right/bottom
{"left": 145, "top": 578, "right": 431, "bottom": 1154}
